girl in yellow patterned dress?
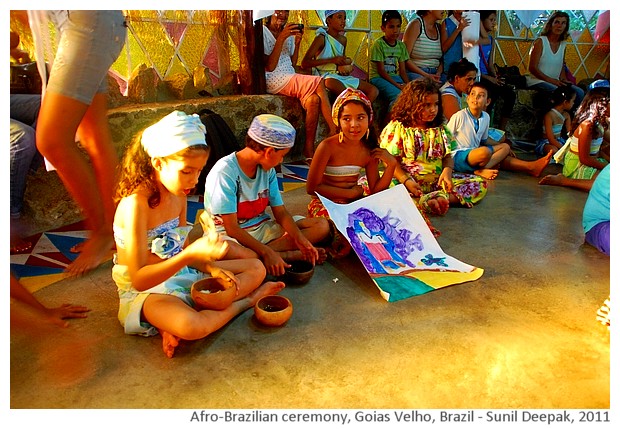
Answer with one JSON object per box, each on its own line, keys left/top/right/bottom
{"left": 380, "top": 78, "right": 488, "bottom": 214}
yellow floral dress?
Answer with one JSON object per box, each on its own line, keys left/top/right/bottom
{"left": 380, "top": 120, "right": 488, "bottom": 207}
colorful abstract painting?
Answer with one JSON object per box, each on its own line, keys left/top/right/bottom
{"left": 318, "top": 185, "right": 484, "bottom": 302}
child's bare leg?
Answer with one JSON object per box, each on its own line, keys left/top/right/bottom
{"left": 36, "top": 93, "right": 116, "bottom": 276}
{"left": 358, "top": 80, "right": 380, "bottom": 102}
{"left": 325, "top": 78, "right": 345, "bottom": 97}
{"left": 301, "top": 94, "right": 320, "bottom": 160}
{"left": 501, "top": 151, "right": 552, "bottom": 177}
{"left": 143, "top": 284, "right": 267, "bottom": 358}
{"left": 484, "top": 144, "right": 511, "bottom": 170}
{"left": 222, "top": 240, "right": 259, "bottom": 260}
{"left": 209, "top": 258, "right": 266, "bottom": 298}
{"left": 316, "top": 80, "right": 337, "bottom": 136}
{"left": 266, "top": 217, "right": 330, "bottom": 262}
{"left": 539, "top": 174, "right": 595, "bottom": 191}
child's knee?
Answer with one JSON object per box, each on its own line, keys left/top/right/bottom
{"left": 245, "top": 258, "right": 267, "bottom": 279}
{"left": 303, "top": 94, "right": 320, "bottom": 110}
{"left": 315, "top": 217, "right": 331, "bottom": 242}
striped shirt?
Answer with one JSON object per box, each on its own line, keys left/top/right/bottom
{"left": 409, "top": 17, "right": 442, "bottom": 69}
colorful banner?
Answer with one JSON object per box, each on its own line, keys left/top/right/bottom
{"left": 318, "top": 185, "right": 484, "bottom": 302}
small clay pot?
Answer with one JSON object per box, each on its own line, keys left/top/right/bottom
{"left": 191, "top": 277, "right": 236, "bottom": 310}
{"left": 282, "top": 260, "right": 315, "bottom": 285}
{"left": 254, "top": 295, "right": 293, "bottom": 327}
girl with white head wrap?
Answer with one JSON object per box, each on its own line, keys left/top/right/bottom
{"left": 111, "top": 110, "right": 284, "bottom": 358}
{"left": 141, "top": 110, "right": 208, "bottom": 157}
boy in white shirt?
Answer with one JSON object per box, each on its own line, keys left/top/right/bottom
{"left": 447, "top": 81, "right": 552, "bottom": 179}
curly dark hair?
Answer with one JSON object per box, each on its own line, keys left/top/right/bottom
{"left": 571, "top": 87, "right": 610, "bottom": 139}
{"left": 390, "top": 78, "right": 443, "bottom": 128}
{"left": 115, "top": 131, "right": 209, "bottom": 208}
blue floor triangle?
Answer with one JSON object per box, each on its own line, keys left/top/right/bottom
{"left": 10, "top": 263, "right": 65, "bottom": 279}
{"left": 284, "top": 164, "right": 309, "bottom": 180}
{"left": 44, "top": 233, "right": 86, "bottom": 262}
{"left": 187, "top": 200, "right": 203, "bottom": 224}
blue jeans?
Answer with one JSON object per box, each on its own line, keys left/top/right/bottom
{"left": 529, "top": 81, "right": 584, "bottom": 111}
{"left": 407, "top": 66, "right": 446, "bottom": 85}
{"left": 10, "top": 94, "right": 42, "bottom": 218}
{"left": 370, "top": 75, "right": 405, "bottom": 109}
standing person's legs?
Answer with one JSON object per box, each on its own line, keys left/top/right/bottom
{"left": 76, "top": 93, "right": 119, "bottom": 232}
{"left": 36, "top": 10, "right": 126, "bottom": 275}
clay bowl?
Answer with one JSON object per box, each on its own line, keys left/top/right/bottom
{"left": 191, "top": 277, "right": 236, "bottom": 311}
{"left": 282, "top": 260, "right": 315, "bottom": 285}
{"left": 254, "top": 295, "right": 293, "bottom": 327}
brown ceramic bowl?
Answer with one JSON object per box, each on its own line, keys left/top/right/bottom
{"left": 254, "top": 295, "right": 293, "bottom": 327}
{"left": 191, "top": 277, "right": 236, "bottom": 310}
{"left": 282, "top": 260, "right": 314, "bottom": 285}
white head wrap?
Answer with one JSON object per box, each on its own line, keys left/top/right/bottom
{"left": 141, "top": 111, "right": 207, "bottom": 157}
{"left": 247, "top": 114, "right": 296, "bottom": 149}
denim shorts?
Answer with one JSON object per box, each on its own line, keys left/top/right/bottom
{"left": 453, "top": 146, "right": 493, "bottom": 174}
{"left": 47, "top": 10, "right": 126, "bottom": 104}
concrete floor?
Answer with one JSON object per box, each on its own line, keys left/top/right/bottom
{"left": 9, "top": 163, "right": 610, "bottom": 412}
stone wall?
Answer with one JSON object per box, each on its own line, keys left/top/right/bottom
{"left": 108, "top": 94, "right": 330, "bottom": 162}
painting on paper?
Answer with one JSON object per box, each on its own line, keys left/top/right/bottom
{"left": 318, "top": 185, "right": 484, "bottom": 302}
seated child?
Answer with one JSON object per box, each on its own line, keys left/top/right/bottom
{"left": 380, "top": 78, "right": 488, "bottom": 220}
{"left": 447, "top": 81, "right": 552, "bottom": 180}
{"left": 539, "top": 87, "right": 610, "bottom": 191}
{"left": 534, "top": 86, "right": 575, "bottom": 157}
{"left": 301, "top": 10, "right": 379, "bottom": 102}
{"left": 203, "top": 114, "right": 331, "bottom": 277}
{"left": 112, "top": 111, "right": 284, "bottom": 358}
{"left": 369, "top": 10, "right": 411, "bottom": 111}
{"left": 582, "top": 164, "right": 609, "bottom": 256}
{"left": 306, "top": 88, "right": 398, "bottom": 257}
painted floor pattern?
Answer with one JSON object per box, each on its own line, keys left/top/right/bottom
{"left": 10, "top": 163, "right": 310, "bottom": 292}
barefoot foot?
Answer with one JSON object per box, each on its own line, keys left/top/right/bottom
{"left": 70, "top": 242, "right": 85, "bottom": 253}
{"left": 65, "top": 231, "right": 114, "bottom": 276}
{"left": 247, "top": 281, "right": 286, "bottom": 307}
{"left": 160, "top": 330, "right": 180, "bottom": 358}
{"left": 315, "top": 247, "right": 327, "bottom": 264}
{"left": 539, "top": 173, "right": 565, "bottom": 186}
{"left": 530, "top": 151, "right": 553, "bottom": 177}
{"left": 474, "top": 168, "right": 499, "bottom": 180}
{"left": 426, "top": 196, "right": 450, "bottom": 215}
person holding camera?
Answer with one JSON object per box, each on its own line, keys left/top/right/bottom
{"left": 263, "top": 10, "right": 337, "bottom": 163}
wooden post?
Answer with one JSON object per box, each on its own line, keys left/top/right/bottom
{"left": 252, "top": 13, "right": 266, "bottom": 94}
